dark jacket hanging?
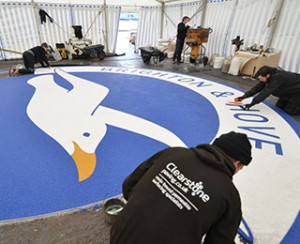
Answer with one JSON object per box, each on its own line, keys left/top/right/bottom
{"left": 39, "top": 9, "right": 54, "bottom": 24}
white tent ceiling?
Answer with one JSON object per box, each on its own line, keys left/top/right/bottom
{"left": 0, "top": 0, "right": 192, "bottom": 6}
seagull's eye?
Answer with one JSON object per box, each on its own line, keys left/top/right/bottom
{"left": 83, "top": 132, "right": 90, "bottom": 137}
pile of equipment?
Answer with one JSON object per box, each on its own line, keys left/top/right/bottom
{"left": 62, "top": 25, "right": 106, "bottom": 60}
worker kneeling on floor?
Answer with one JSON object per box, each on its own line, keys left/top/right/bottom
{"left": 110, "top": 131, "right": 253, "bottom": 244}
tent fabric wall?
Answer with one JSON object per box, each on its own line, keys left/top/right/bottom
{"left": 162, "top": 4, "right": 181, "bottom": 41}
{"left": 0, "top": 2, "right": 39, "bottom": 60}
{"left": 203, "top": 0, "right": 235, "bottom": 58}
{"left": 222, "top": 0, "right": 280, "bottom": 58}
{"left": 271, "top": 0, "right": 300, "bottom": 73}
{"left": 135, "top": 6, "right": 162, "bottom": 51}
{"left": 103, "top": 6, "right": 121, "bottom": 53}
{"left": 0, "top": 1, "right": 120, "bottom": 59}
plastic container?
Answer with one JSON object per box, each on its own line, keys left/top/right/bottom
{"left": 210, "top": 53, "right": 219, "bottom": 66}
{"left": 103, "top": 198, "right": 125, "bottom": 225}
{"left": 222, "top": 59, "right": 231, "bottom": 73}
{"left": 228, "top": 57, "right": 242, "bottom": 76}
{"left": 213, "top": 57, "right": 224, "bottom": 69}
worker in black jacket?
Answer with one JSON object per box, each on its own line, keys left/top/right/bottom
{"left": 110, "top": 131, "right": 253, "bottom": 244}
{"left": 9, "top": 43, "right": 50, "bottom": 76}
{"left": 235, "top": 66, "right": 300, "bottom": 115}
{"left": 173, "top": 16, "right": 190, "bottom": 64}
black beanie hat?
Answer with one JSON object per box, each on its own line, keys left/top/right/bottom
{"left": 212, "top": 131, "right": 252, "bottom": 165}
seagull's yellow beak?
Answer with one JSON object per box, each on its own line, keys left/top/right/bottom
{"left": 71, "top": 141, "right": 96, "bottom": 182}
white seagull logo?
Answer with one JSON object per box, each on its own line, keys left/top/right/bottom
{"left": 26, "top": 69, "right": 186, "bottom": 182}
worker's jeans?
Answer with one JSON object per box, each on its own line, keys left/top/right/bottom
{"left": 276, "top": 96, "right": 300, "bottom": 115}
{"left": 173, "top": 38, "right": 185, "bottom": 62}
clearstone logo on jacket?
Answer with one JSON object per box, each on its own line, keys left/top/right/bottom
{"left": 152, "top": 162, "right": 210, "bottom": 211}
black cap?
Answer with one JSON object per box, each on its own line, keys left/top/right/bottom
{"left": 41, "top": 42, "right": 49, "bottom": 48}
{"left": 212, "top": 131, "right": 252, "bottom": 165}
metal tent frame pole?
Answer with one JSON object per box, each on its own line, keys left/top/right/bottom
{"left": 200, "top": 0, "right": 207, "bottom": 27}
{"left": 103, "top": 0, "right": 109, "bottom": 52}
{"left": 31, "top": 0, "right": 42, "bottom": 44}
{"left": 160, "top": 3, "right": 165, "bottom": 39}
{"left": 84, "top": 6, "right": 105, "bottom": 37}
{"left": 265, "top": 0, "right": 285, "bottom": 48}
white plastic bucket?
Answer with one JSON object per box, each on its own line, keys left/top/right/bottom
{"left": 213, "top": 57, "right": 224, "bottom": 69}
{"left": 228, "top": 57, "right": 242, "bottom": 76}
{"left": 222, "top": 59, "right": 231, "bottom": 73}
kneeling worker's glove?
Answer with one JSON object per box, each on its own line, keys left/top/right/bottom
{"left": 243, "top": 104, "right": 253, "bottom": 110}
{"left": 235, "top": 96, "right": 245, "bottom": 102}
